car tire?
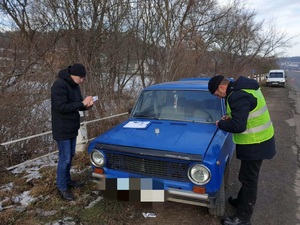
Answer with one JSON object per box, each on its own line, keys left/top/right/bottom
{"left": 208, "top": 177, "right": 225, "bottom": 216}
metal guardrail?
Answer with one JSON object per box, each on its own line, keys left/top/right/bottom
{"left": 249, "top": 74, "right": 266, "bottom": 82}
{"left": 1, "top": 112, "right": 128, "bottom": 170}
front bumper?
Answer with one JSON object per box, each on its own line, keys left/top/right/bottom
{"left": 92, "top": 172, "right": 212, "bottom": 208}
{"left": 266, "top": 81, "right": 285, "bottom": 86}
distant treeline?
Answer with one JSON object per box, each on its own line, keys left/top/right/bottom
{"left": 279, "top": 57, "right": 300, "bottom": 63}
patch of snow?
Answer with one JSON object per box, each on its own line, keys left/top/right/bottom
{"left": 13, "top": 190, "right": 36, "bottom": 207}
{"left": 11, "top": 153, "right": 58, "bottom": 176}
{"left": 36, "top": 209, "right": 58, "bottom": 217}
{"left": 20, "top": 191, "right": 35, "bottom": 206}
{"left": 0, "top": 152, "right": 102, "bottom": 225}
{"left": 85, "top": 196, "right": 103, "bottom": 209}
{"left": 15, "top": 205, "right": 26, "bottom": 212}
{"left": 0, "top": 182, "right": 13, "bottom": 191}
{"left": 0, "top": 154, "right": 58, "bottom": 215}
{"left": 24, "top": 167, "right": 42, "bottom": 182}
{"left": 45, "top": 217, "right": 76, "bottom": 225}
{"left": 10, "top": 153, "right": 58, "bottom": 183}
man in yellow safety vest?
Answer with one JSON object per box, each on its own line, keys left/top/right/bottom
{"left": 208, "top": 75, "right": 276, "bottom": 225}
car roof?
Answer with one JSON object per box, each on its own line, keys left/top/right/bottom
{"left": 144, "top": 78, "right": 211, "bottom": 91}
{"left": 269, "top": 70, "right": 284, "bottom": 72}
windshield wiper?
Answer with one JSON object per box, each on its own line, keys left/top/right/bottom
{"left": 133, "top": 114, "right": 159, "bottom": 120}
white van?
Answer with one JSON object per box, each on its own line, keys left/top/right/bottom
{"left": 266, "top": 69, "right": 286, "bottom": 87}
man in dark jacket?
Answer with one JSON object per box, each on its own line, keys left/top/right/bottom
{"left": 51, "top": 63, "right": 94, "bottom": 201}
{"left": 208, "top": 75, "right": 276, "bottom": 225}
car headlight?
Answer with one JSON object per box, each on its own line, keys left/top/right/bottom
{"left": 188, "top": 164, "right": 211, "bottom": 185}
{"left": 90, "top": 150, "right": 106, "bottom": 167}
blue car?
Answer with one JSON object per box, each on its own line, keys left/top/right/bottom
{"left": 88, "top": 78, "right": 235, "bottom": 216}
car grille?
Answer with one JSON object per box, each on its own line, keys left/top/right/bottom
{"left": 105, "top": 152, "right": 190, "bottom": 182}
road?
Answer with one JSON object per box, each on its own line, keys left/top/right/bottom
{"left": 135, "top": 71, "right": 300, "bottom": 225}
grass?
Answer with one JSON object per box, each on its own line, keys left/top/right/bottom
{"left": 0, "top": 150, "right": 148, "bottom": 225}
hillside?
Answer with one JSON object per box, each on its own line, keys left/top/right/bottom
{"left": 278, "top": 57, "right": 300, "bottom": 70}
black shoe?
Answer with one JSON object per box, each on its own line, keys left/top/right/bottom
{"left": 221, "top": 215, "right": 251, "bottom": 225}
{"left": 228, "top": 196, "right": 238, "bottom": 208}
{"left": 67, "top": 180, "right": 83, "bottom": 188}
{"left": 58, "top": 189, "right": 75, "bottom": 201}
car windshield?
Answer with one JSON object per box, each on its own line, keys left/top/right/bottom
{"left": 131, "top": 90, "right": 223, "bottom": 123}
{"left": 269, "top": 72, "right": 283, "bottom": 78}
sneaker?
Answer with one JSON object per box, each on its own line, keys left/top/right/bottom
{"left": 221, "top": 215, "right": 251, "bottom": 225}
{"left": 67, "top": 180, "right": 83, "bottom": 188}
{"left": 58, "top": 189, "right": 75, "bottom": 201}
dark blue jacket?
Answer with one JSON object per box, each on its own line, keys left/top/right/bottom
{"left": 51, "top": 69, "right": 86, "bottom": 141}
{"left": 218, "top": 76, "right": 276, "bottom": 160}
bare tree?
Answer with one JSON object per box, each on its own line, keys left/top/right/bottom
{"left": 209, "top": 1, "right": 290, "bottom": 77}
{"left": 0, "top": 0, "right": 292, "bottom": 167}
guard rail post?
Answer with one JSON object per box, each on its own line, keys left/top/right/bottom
{"left": 76, "top": 111, "right": 88, "bottom": 152}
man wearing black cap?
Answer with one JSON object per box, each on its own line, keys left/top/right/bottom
{"left": 208, "top": 75, "right": 276, "bottom": 225}
{"left": 51, "top": 63, "right": 94, "bottom": 201}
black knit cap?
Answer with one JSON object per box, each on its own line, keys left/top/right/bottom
{"left": 69, "top": 63, "right": 86, "bottom": 77}
{"left": 208, "top": 75, "right": 224, "bottom": 94}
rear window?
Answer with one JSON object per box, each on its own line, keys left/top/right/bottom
{"left": 269, "top": 72, "right": 284, "bottom": 78}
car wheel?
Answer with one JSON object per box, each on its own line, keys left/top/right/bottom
{"left": 208, "top": 177, "right": 225, "bottom": 216}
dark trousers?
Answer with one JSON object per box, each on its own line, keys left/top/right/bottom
{"left": 236, "top": 160, "right": 263, "bottom": 220}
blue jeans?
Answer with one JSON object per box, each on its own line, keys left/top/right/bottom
{"left": 56, "top": 137, "right": 77, "bottom": 191}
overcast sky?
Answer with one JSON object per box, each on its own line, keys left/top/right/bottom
{"left": 219, "top": 0, "right": 300, "bottom": 57}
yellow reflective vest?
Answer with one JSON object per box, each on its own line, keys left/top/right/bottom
{"left": 226, "top": 88, "right": 274, "bottom": 144}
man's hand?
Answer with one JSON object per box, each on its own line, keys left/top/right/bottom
{"left": 216, "top": 115, "right": 230, "bottom": 127}
{"left": 222, "top": 115, "right": 230, "bottom": 120}
{"left": 82, "top": 96, "right": 94, "bottom": 108}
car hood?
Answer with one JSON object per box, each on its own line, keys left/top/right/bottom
{"left": 92, "top": 119, "right": 217, "bottom": 156}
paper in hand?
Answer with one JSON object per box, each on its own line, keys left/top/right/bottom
{"left": 93, "top": 96, "right": 98, "bottom": 102}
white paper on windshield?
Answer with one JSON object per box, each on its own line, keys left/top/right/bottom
{"left": 123, "top": 121, "right": 150, "bottom": 129}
